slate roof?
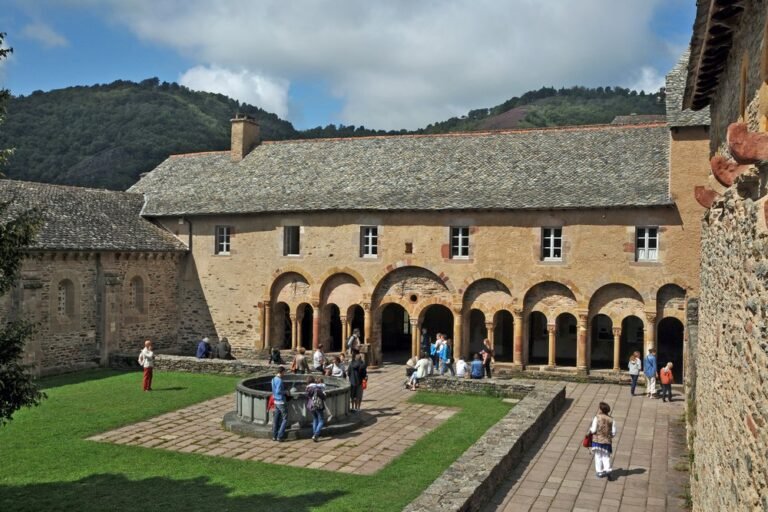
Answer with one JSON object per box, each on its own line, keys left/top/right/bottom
{"left": 610, "top": 115, "right": 666, "bottom": 125}
{"left": 0, "top": 180, "right": 187, "bottom": 252}
{"left": 666, "top": 50, "right": 711, "bottom": 127}
{"left": 130, "top": 123, "right": 673, "bottom": 216}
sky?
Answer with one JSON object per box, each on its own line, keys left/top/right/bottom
{"left": 0, "top": 0, "right": 696, "bottom": 131}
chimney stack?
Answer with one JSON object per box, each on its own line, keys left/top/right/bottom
{"left": 230, "top": 114, "right": 260, "bottom": 162}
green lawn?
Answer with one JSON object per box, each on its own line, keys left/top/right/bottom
{"left": 0, "top": 370, "right": 512, "bottom": 512}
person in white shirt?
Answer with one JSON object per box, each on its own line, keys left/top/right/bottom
{"left": 138, "top": 339, "right": 155, "bottom": 391}
{"left": 455, "top": 357, "right": 470, "bottom": 378}
{"left": 409, "top": 353, "right": 432, "bottom": 390}
{"left": 313, "top": 345, "right": 325, "bottom": 372}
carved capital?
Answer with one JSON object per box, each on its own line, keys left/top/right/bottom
{"left": 612, "top": 327, "right": 621, "bottom": 337}
{"left": 547, "top": 324, "right": 557, "bottom": 334}
{"left": 361, "top": 302, "right": 371, "bottom": 312}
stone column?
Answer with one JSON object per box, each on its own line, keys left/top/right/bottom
{"left": 341, "top": 315, "right": 348, "bottom": 347}
{"left": 264, "top": 302, "right": 272, "bottom": 350}
{"left": 577, "top": 312, "right": 588, "bottom": 372}
{"left": 486, "top": 321, "right": 495, "bottom": 350}
{"left": 312, "top": 309, "right": 320, "bottom": 350}
{"left": 513, "top": 309, "right": 524, "bottom": 368}
{"left": 645, "top": 312, "right": 657, "bottom": 353}
{"left": 612, "top": 326, "right": 621, "bottom": 371}
{"left": 547, "top": 323, "right": 556, "bottom": 367}
{"left": 453, "top": 306, "right": 464, "bottom": 359}
{"left": 362, "top": 302, "right": 375, "bottom": 364}
{"left": 410, "top": 319, "right": 419, "bottom": 357}
{"left": 291, "top": 313, "right": 298, "bottom": 350}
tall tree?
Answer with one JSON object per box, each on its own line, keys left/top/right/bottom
{"left": 0, "top": 33, "right": 45, "bottom": 425}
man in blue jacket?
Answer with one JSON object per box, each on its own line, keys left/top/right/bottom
{"left": 196, "top": 337, "right": 212, "bottom": 359}
{"left": 470, "top": 354, "right": 484, "bottom": 379}
{"left": 644, "top": 348, "right": 658, "bottom": 398}
{"left": 271, "top": 366, "right": 288, "bottom": 441}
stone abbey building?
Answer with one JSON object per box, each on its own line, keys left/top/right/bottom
{"left": 2, "top": 56, "right": 710, "bottom": 380}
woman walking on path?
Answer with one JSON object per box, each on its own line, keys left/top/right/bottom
{"left": 628, "top": 351, "right": 642, "bottom": 396}
{"left": 138, "top": 339, "right": 155, "bottom": 391}
{"left": 589, "top": 402, "right": 617, "bottom": 481}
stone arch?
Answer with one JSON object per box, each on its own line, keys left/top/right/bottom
{"left": 462, "top": 278, "right": 514, "bottom": 317}
{"left": 372, "top": 265, "right": 453, "bottom": 309}
{"left": 414, "top": 296, "right": 456, "bottom": 320}
{"left": 523, "top": 281, "right": 578, "bottom": 323}
{"left": 270, "top": 271, "right": 312, "bottom": 308}
{"left": 520, "top": 275, "right": 582, "bottom": 303}
{"left": 585, "top": 279, "right": 650, "bottom": 304}
{"left": 267, "top": 267, "right": 314, "bottom": 300}
{"left": 588, "top": 283, "right": 645, "bottom": 326}
{"left": 320, "top": 272, "right": 364, "bottom": 310}
{"left": 371, "top": 262, "right": 456, "bottom": 296}
{"left": 459, "top": 271, "right": 515, "bottom": 296}
{"left": 657, "top": 283, "right": 687, "bottom": 321}
{"left": 317, "top": 267, "right": 365, "bottom": 294}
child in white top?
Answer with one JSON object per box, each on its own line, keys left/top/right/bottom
{"left": 455, "top": 357, "right": 470, "bottom": 378}
{"left": 138, "top": 339, "right": 155, "bottom": 391}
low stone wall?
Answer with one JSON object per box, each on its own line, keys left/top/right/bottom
{"left": 494, "top": 365, "right": 634, "bottom": 385}
{"left": 110, "top": 353, "right": 273, "bottom": 376}
{"left": 418, "top": 375, "right": 533, "bottom": 398}
{"left": 404, "top": 377, "right": 566, "bottom": 512}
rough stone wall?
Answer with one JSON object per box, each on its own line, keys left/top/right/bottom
{"left": 694, "top": 2, "right": 768, "bottom": 508}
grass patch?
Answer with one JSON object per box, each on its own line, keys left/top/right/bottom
{"left": 0, "top": 371, "right": 512, "bottom": 512}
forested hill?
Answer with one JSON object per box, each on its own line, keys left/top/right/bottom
{"left": 0, "top": 80, "right": 665, "bottom": 190}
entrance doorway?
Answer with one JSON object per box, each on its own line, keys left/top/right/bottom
{"left": 274, "top": 302, "right": 291, "bottom": 349}
{"left": 421, "top": 304, "right": 454, "bottom": 343}
{"left": 348, "top": 305, "right": 365, "bottom": 343}
{"left": 657, "top": 317, "right": 684, "bottom": 383}
{"left": 620, "top": 316, "right": 644, "bottom": 365}
{"left": 494, "top": 310, "right": 514, "bottom": 362}
{"left": 555, "top": 313, "right": 577, "bottom": 366}
{"left": 299, "top": 304, "right": 313, "bottom": 350}
{"left": 528, "top": 312, "right": 548, "bottom": 365}
{"left": 468, "top": 309, "right": 487, "bottom": 355}
{"left": 590, "top": 314, "right": 613, "bottom": 369}
{"left": 326, "top": 304, "right": 342, "bottom": 352}
{"left": 380, "top": 303, "right": 411, "bottom": 357}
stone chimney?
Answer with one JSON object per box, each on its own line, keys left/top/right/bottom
{"left": 230, "top": 114, "right": 260, "bottom": 162}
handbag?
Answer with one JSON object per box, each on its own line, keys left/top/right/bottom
{"left": 582, "top": 432, "right": 593, "bottom": 448}
{"left": 362, "top": 377, "right": 368, "bottom": 390}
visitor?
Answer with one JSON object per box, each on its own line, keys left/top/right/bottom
{"left": 628, "top": 351, "right": 642, "bottom": 396}
{"left": 470, "top": 353, "right": 484, "bottom": 379}
{"left": 137, "top": 339, "right": 155, "bottom": 392}
{"left": 313, "top": 344, "right": 326, "bottom": 372}
{"left": 196, "top": 337, "right": 212, "bottom": 359}
{"left": 660, "top": 362, "right": 674, "bottom": 402}
{"left": 269, "top": 347, "right": 283, "bottom": 365}
{"left": 481, "top": 339, "right": 494, "bottom": 378}
{"left": 348, "top": 353, "right": 367, "bottom": 412}
{"left": 271, "top": 366, "right": 288, "bottom": 442}
{"left": 213, "top": 336, "right": 235, "bottom": 360}
{"left": 588, "top": 401, "right": 617, "bottom": 481}
{"left": 328, "top": 356, "right": 346, "bottom": 378}
{"left": 306, "top": 376, "right": 326, "bottom": 442}
{"left": 409, "top": 352, "right": 431, "bottom": 390}
{"left": 420, "top": 328, "right": 430, "bottom": 357}
{"left": 455, "top": 356, "right": 470, "bottom": 378}
{"left": 430, "top": 334, "right": 442, "bottom": 372}
{"left": 644, "top": 348, "right": 658, "bottom": 398}
{"left": 405, "top": 354, "right": 418, "bottom": 378}
{"left": 291, "top": 347, "right": 310, "bottom": 374}
{"left": 346, "top": 328, "right": 361, "bottom": 356}
{"left": 439, "top": 338, "right": 455, "bottom": 377}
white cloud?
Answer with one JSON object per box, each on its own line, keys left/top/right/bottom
{"left": 77, "top": 0, "right": 672, "bottom": 129}
{"left": 179, "top": 65, "right": 289, "bottom": 118}
{"left": 21, "top": 22, "right": 69, "bottom": 48}
{"left": 627, "top": 66, "right": 665, "bottom": 93}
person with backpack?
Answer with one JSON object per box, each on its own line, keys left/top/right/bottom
{"left": 346, "top": 328, "right": 361, "bottom": 356}
{"left": 659, "top": 362, "right": 674, "bottom": 402}
{"left": 306, "top": 376, "right": 327, "bottom": 442}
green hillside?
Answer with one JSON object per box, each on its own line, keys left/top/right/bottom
{"left": 0, "top": 80, "right": 665, "bottom": 190}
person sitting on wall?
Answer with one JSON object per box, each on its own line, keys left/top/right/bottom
{"left": 213, "top": 337, "right": 235, "bottom": 360}
{"left": 455, "top": 356, "right": 470, "bottom": 378}
{"left": 470, "top": 353, "right": 484, "bottom": 379}
{"left": 269, "top": 348, "right": 283, "bottom": 365}
{"left": 196, "top": 337, "right": 212, "bottom": 359}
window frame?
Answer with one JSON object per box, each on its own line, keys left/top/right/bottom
{"left": 635, "top": 226, "right": 659, "bottom": 262}
{"left": 57, "top": 279, "right": 75, "bottom": 319}
{"left": 215, "top": 225, "right": 232, "bottom": 255}
{"left": 283, "top": 225, "right": 301, "bottom": 256}
{"left": 129, "top": 276, "right": 145, "bottom": 314}
{"left": 450, "top": 226, "right": 470, "bottom": 259}
{"left": 541, "top": 227, "right": 563, "bottom": 262}
{"left": 360, "top": 225, "right": 379, "bottom": 258}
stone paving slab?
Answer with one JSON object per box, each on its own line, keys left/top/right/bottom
{"left": 483, "top": 383, "right": 689, "bottom": 512}
{"left": 88, "top": 364, "right": 457, "bottom": 474}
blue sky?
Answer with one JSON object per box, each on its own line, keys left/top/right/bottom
{"left": 1, "top": 1, "right": 696, "bottom": 130}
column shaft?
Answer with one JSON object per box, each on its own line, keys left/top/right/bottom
{"left": 576, "top": 313, "right": 588, "bottom": 371}
{"left": 513, "top": 311, "right": 523, "bottom": 367}
{"left": 613, "top": 327, "right": 621, "bottom": 371}
{"left": 264, "top": 303, "right": 272, "bottom": 350}
{"left": 547, "top": 324, "right": 556, "bottom": 367}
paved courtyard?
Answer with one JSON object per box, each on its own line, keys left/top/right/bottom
{"left": 88, "top": 363, "right": 458, "bottom": 474}
{"left": 483, "top": 382, "right": 689, "bottom": 512}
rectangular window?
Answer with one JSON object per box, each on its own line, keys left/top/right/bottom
{"left": 360, "top": 226, "right": 378, "bottom": 257}
{"left": 636, "top": 227, "right": 659, "bottom": 261}
{"left": 284, "top": 226, "right": 300, "bottom": 256}
{"left": 541, "top": 227, "right": 563, "bottom": 261}
{"left": 450, "top": 226, "right": 470, "bottom": 259}
{"left": 215, "top": 226, "right": 231, "bottom": 255}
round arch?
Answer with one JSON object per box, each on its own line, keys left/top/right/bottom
{"left": 268, "top": 268, "right": 314, "bottom": 300}
{"left": 521, "top": 277, "right": 582, "bottom": 304}
{"left": 371, "top": 263, "right": 457, "bottom": 297}
{"left": 270, "top": 271, "right": 312, "bottom": 307}
{"left": 523, "top": 281, "right": 578, "bottom": 323}
{"left": 588, "top": 283, "right": 645, "bottom": 325}
{"left": 462, "top": 277, "right": 514, "bottom": 317}
{"left": 317, "top": 268, "right": 365, "bottom": 297}
{"left": 657, "top": 283, "right": 687, "bottom": 321}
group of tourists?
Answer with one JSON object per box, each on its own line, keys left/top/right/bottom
{"left": 195, "top": 336, "right": 235, "bottom": 360}
{"left": 405, "top": 333, "right": 495, "bottom": 389}
{"left": 627, "top": 348, "right": 676, "bottom": 402}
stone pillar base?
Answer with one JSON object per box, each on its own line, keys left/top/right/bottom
{"left": 511, "top": 363, "right": 525, "bottom": 371}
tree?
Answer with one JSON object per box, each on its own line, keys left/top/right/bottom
{"left": 0, "top": 33, "right": 45, "bottom": 425}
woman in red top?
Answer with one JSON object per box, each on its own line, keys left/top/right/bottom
{"left": 659, "top": 362, "right": 674, "bottom": 402}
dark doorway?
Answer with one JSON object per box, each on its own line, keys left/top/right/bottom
{"left": 494, "top": 310, "right": 514, "bottom": 362}
{"left": 421, "top": 305, "right": 454, "bottom": 341}
{"left": 528, "top": 311, "right": 548, "bottom": 365}
{"left": 590, "top": 314, "right": 613, "bottom": 369}
{"left": 381, "top": 303, "right": 411, "bottom": 356}
{"left": 274, "top": 302, "right": 291, "bottom": 349}
{"left": 657, "top": 317, "right": 684, "bottom": 383}
{"left": 468, "top": 309, "right": 487, "bottom": 355}
{"left": 348, "top": 305, "right": 365, "bottom": 343}
{"left": 299, "top": 304, "right": 313, "bottom": 350}
{"left": 555, "top": 313, "right": 577, "bottom": 367}
{"left": 327, "top": 304, "right": 342, "bottom": 352}
{"left": 620, "top": 316, "right": 644, "bottom": 367}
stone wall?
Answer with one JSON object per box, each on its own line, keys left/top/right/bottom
{"left": 694, "top": 1, "right": 768, "bottom": 508}
{"left": 110, "top": 353, "right": 273, "bottom": 375}
{"left": 404, "top": 379, "right": 566, "bottom": 512}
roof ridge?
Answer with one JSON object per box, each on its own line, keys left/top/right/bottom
{"left": 261, "top": 122, "right": 669, "bottom": 145}
{"left": 169, "top": 150, "right": 229, "bottom": 159}
{"left": 0, "top": 178, "right": 138, "bottom": 195}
